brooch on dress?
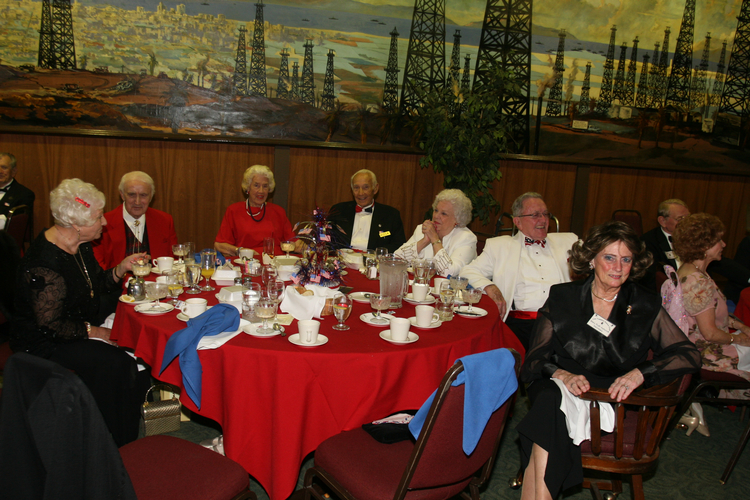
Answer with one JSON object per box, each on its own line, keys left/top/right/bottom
{"left": 626, "top": 305, "right": 632, "bottom": 315}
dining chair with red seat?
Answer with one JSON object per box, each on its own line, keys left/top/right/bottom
{"left": 0, "top": 352, "right": 255, "bottom": 500}
{"left": 303, "top": 349, "right": 520, "bottom": 500}
{"left": 579, "top": 374, "right": 690, "bottom": 500}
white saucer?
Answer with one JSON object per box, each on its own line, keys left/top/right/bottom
{"left": 119, "top": 295, "right": 150, "bottom": 305}
{"left": 234, "top": 257, "right": 259, "bottom": 265}
{"left": 176, "top": 312, "right": 190, "bottom": 322}
{"left": 408, "top": 316, "right": 442, "bottom": 329}
{"left": 152, "top": 266, "right": 183, "bottom": 275}
{"left": 135, "top": 303, "right": 175, "bottom": 315}
{"left": 288, "top": 333, "right": 329, "bottom": 347}
{"left": 403, "top": 293, "right": 436, "bottom": 305}
{"left": 359, "top": 312, "right": 394, "bottom": 326}
{"left": 350, "top": 291, "right": 373, "bottom": 303}
{"left": 379, "top": 330, "right": 419, "bottom": 344}
{"left": 454, "top": 306, "right": 488, "bottom": 318}
{"left": 242, "top": 323, "right": 282, "bottom": 338}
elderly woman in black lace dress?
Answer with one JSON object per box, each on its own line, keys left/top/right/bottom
{"left": 11, "top": 178, "right": 149, "bottom": 446}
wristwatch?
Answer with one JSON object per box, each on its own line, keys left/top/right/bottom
{"left": 84, "top": 321, "right": 92, "bottom": 337}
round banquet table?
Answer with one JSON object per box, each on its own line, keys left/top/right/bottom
{"left": 110, "top": 269, "right": 522, "bottom": 500}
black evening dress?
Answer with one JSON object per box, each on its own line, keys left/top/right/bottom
{"left": 516, "top": 276, "right": 700, "bottom": 497}
{"left": 11, "top": 231, "right": 150, "bottom": 447}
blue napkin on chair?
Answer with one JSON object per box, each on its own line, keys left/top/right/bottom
{"left": 159, "top": 303, "right": 239, "bottom": 409}
{"left": 408, "top": 348, "right": 518, "bottom": 454}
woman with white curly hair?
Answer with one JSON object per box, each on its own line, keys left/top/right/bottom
{"left": 214, "top": 165, "right": 302, "bottom": 258}
{"left": 11, "top": 178, "right": 149, "bottom": 446}
{"left": 394, "top": 189, "right": 477, "bottom": 277}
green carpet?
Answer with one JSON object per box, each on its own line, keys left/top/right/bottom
{"left": 165, "top": 396, "right": 750, "bottom": 500}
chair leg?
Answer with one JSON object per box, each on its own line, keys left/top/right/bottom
{"left": 631, "top": 475, "right": 644, "bottom": 500}
{"left": 720, "top": 417, "right": 750, "bottom": 484}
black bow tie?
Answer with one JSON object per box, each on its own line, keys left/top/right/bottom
{"left": 355, "top": 205, "right": 373, "bottom": 213}
{"left": 525, "top": 237, "right": 546, "bottom": 248}
{"left": 0, "top": 185, "right": 10, "bottom": 193}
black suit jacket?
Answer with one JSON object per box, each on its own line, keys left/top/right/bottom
{"left": 641, "top": 226, "right": 750, "bottom": 301}
{"left": 0, "top": 180, "right": 35, "bottom": 217}
{"left": 329, "top": 201, "right": 406, "bottom": 253}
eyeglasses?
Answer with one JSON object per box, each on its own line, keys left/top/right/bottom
{"left": 516, "top": 212, "right": 551, "bottom": 220}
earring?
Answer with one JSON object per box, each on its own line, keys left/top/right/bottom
{"left": 589, "top": 261, "right": 594, "bottom": 270}
{"left": 75, "top": 227, "right": 80, "bottom": 241}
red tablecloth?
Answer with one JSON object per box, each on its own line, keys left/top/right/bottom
{"left": 735, "top": 287, "right": 750, "bottom": 324}
{"left": 111, "top": 271, "right": 521, "bottom": 500}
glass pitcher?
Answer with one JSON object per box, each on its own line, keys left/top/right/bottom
{"left": 379, "top": 256, "right": 409, "bottom": 309}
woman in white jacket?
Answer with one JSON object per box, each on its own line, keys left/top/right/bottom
{"left": 394, "top": 189, "right": 476, "bottom": 277}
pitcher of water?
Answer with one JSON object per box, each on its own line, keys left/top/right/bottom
{"left": 379, "top": 256, "right": 409, "bottom": 309}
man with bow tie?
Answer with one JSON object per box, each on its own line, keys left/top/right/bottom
{"left": 93, "top": 171, "right": 178, "bottom": 269}
{"left": 329, "top": 169, "right": 405, "bottom": 253}
{"left": 461, "top": 192, "right": 578, "bottom": 350}
{"left": 0, "top": 152, "right": 35, "bottom": 224}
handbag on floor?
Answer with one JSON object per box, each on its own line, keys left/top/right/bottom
{"left": 140, "top": 384, "right": 181, "bottom": 436}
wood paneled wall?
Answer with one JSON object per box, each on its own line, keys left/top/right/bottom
{"left": 3, "top": 132, "right": 750, "bottom": 255}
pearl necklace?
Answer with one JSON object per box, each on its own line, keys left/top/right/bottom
{"left": 592, "top": 288, "right": 617, "bottom": 303}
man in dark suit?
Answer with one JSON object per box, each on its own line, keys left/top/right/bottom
{"left": 641, "top": 198, "right": 750, "bottom": 300}
{"left": 329, "top": 169, "right": 405, "bottom": 253}
{"left": 0, "top": 152, "right": 35, "bottom": 220}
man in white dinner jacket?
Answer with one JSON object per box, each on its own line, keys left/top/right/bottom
{"left": 460, "top": 192, "right": 578, "bottom": 351}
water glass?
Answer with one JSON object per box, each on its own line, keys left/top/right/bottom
{"left": 332, "top": 293, "right": 352, "bottom": 331}
{"left": 199, "top": 249, "right": 217, "bottom": 292}
{"left": 268, "top": 279, "right": 285, "bottom": 304}
{"left": 185, "top": 264, "right": 202, "bottom": 294}
{"left": 242, "top": 283, "right": 261, "bottom": 322}
{"left": 436, "top": 298, "right": 454, "bottom": 322}
{"left": 368, "top": 293, "right": 390, "bottom": 324}
{"left": 255, "top": 298, "right": 277, "bottom": 334}
{"left": 183, "top": 242, "right": 195, "bottom": 265}
{"left": 261, "top": 265, "right": 278, "bottom": 297}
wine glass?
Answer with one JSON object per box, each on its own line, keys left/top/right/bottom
{"left": 183, "top": 242, "right": 195, "bottom": 265}
{"left": 185, "top": 264, "right": 202, "bottom": 294}
{"left": 267, "top": 279, "right": 285, "bottom": 305}
{"left": 281, "top": 240, "right": 295, "bottom": 257}
{"left": 172, "top": 243, "right": 188, "bottom": 264}
{"left": 261, "top": 265, "right": 278, "bottom": 297}
{"left": 368, "top": 293, "right": 390, "bottom": 324}
{"left": 200, "top": 249, "right": 217, "bottom": 292}
{"left": 332, "top": 293, "right": 352, "bottom": 331}
{"left": 255, "top": 298, "right": 277, "bottom": 334}
{"left": 375, "top": 247, "right": 389, "bottom": 264}
{"left": 164, "top": 270, "right": 182, "bottom": 305}
{"left": 461, "top": 288, "right": 482, "bottom": 313}
{"left": 439, "top": 281, "right": 455, "bottom": 305}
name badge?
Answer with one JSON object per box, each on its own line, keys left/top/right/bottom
{"left": 379, "top": 231, "right": 391, "bottom": 237}
{"left": 587, "top": 313, "right": 616, "bottom": 337}
{"left": 665, "top": 251, "right": 676, "bottom": 260}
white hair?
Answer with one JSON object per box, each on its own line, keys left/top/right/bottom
{"left": 119, "top": 171, "right": 155, "bottom": 200}
{"left": 50, "top": 178, "right": 106, "bottom": 227}
{"left": 350, "top": 169, "right": 378, "bottom": 190}
{"left": 511, "top": 192, "right": 544, "bottom": 217}
{"left": 433, "top": 189, "right": 473, "bottom": 227}
{"left": 242, "top": 165, "right": 275, "bottom": 192}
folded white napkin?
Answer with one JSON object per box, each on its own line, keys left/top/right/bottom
{"left": 735, "top": 344, "right": 750, "bottom": 372}
{"left": 197, "top": 319, "right": 250, "bottom": 350}
{"left": 280, "top": 284, "right": 339, "bottom": 320}
{"left": 551, "top": 378, "right": 615, "bottom": 445}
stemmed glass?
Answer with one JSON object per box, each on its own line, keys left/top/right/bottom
{"left": 439, "top": 281, "right": 455, "bottom": 304}
{"left": 183, "top": 242, "right": 195, "bottom": 265}
{"left": 375, "top": 247, "right": 389, "bottom": 264}
{"left": 424, "top": 259, "right": 437, "bottom": 284}
{"left": 281, "top": 240, "right": 295, "bottom": 257}
{"left": 267, "top": 279, "right": 285, "bottom": 305}
{"left": 164, "top": 270, "right": 182, "bottom": 305}
{"left": 172, "top": 243, "right": 188, "bottom": 264}
{"left": 200, "top": 249, "right": 217, "bottom": 292}
{"left": 449, "top": 275, "right": 469, "bottom": 298}
{"left": 368, "top": 293, "right": 390, "bottom": 324}
{"left": 255, "top": 298, "right": 277, "bottom": 334}
{"left": 185, "top": 264, "right": 202, "bottom": 294}
{"left": 261, "top": 265, "right": 278, "bottom": 297}
{"left": 332, "top": 293, "right": 352, "bottom": 331}
{"left": 461, "top": 288, "right": 482, "bottom": 313}
{"left": 413, "top": 259, "right": 428, "bottom": 284}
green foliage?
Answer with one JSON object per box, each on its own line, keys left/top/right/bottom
{"left": 411, "top": 64, "right": 521, "bottom": 225}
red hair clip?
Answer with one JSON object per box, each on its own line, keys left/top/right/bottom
{"left": 75, "top": 197, "right": 90, "bottom": 208}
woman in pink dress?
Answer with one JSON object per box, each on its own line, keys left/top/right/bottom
{"left": 672, "top": 213, "right": 750, "bottom": 433}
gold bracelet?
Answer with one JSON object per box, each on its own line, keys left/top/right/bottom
{"left": 84, "top": 321, "right": 92, "bottom": 337}
{"left": 729, "top": 334, "right": 735, "bottom": 344}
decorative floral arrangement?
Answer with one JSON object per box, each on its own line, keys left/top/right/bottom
{"left": 292, "top": 206, "right": 345, "bottom": 287}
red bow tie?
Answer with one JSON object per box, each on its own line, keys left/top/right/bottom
{"left": 356, "top": 204, "right": 373, "bottom": 213}
{"left": 525, "top": 237, "right": 546, "bottom": 248}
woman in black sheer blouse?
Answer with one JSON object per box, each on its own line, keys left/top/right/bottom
{"left": 517, "top": 220, "right": 700, "bottom": 500}
{"left": 11, "top": 178, "right": 148, "bottom": 446}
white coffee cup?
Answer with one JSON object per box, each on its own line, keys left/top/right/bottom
{"left": 415, "top": 305, "right": 440, "bottom": 327}
{"left": 298, "top": 320, "right": 320, "bottom": 344}
{"left": 433, "top": 277, "right": 447, "bottom": 293}
{"left": 153, "top": 256, "right": 174, "bottom": 273}
{"left": 412, "top": 282, "right": 430, "bottom": 302}
{"left": 238, "top": 248, "right": 255, "bottom": 260}
{"left": 389, "top": 317, "right": 411, "bottom": 341}
{"left": 184, "top": 298, "right": 208, "bottom": 318}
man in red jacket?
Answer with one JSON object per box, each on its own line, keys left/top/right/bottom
{"left": 94, "top": 171, "right": 178, "bottom": 269}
